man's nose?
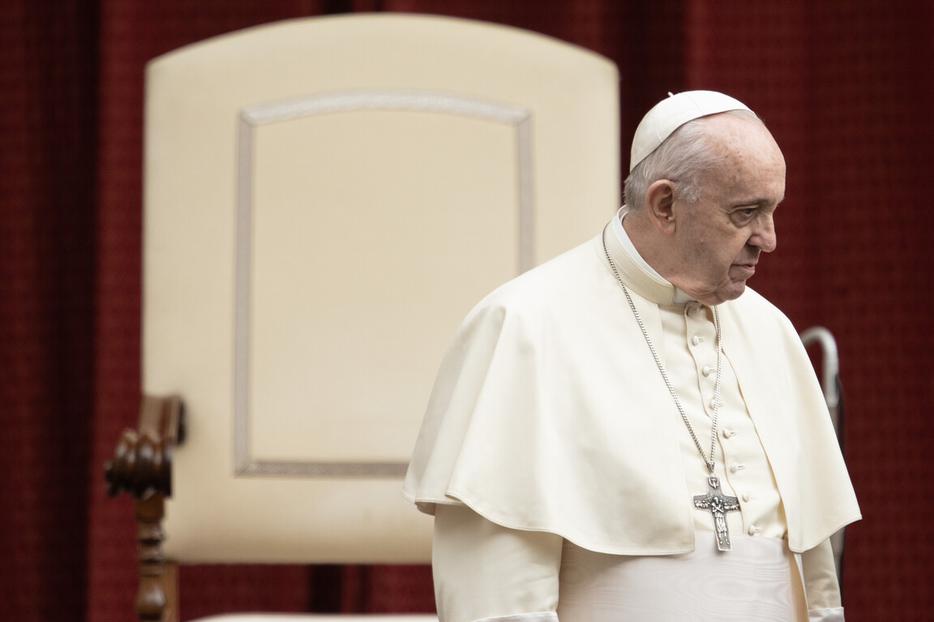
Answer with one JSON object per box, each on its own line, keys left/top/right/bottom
{"left": 750, "top": 215, "right": 777, "bottom": 253}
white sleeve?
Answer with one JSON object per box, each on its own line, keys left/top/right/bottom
{"left": 432, "top": 504, "right": 563, "bottom": 622}
{"left": 802, "top": 538, "right": 844, "bottom": 621}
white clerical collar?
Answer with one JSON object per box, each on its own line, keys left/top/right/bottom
{"left": 605, "top": 206, "right": 694, "bottom": 305}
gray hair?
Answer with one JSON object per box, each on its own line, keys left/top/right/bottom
{"left": 624, "top": 109, "right": 760, "bottom": 210}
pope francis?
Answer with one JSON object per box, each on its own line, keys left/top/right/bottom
{"left": 403, "top": 91, "right": 861, "bottom": 622}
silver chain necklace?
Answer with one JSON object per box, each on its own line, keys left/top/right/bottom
{"left": 602, "top": 230, "right": 741, "bottom": 551}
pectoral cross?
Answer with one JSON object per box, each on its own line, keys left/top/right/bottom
{"left": 693, "top": 475, "right": 741, "bottom": 551}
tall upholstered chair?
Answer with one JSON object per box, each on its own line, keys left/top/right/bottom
{"left": 105, "top": 14, "right": 620, "bottom": 622}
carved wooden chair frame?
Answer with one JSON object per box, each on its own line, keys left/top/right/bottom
{"left": 106, "top": 395, "right": 185, "bottom": 622}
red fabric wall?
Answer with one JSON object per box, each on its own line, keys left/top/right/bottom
{"left": 2, "top": 1, "right": 931, "bottom": 621}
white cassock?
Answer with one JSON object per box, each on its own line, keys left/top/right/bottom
{"left": 403, "top": 209, "right": 861, "bottom": 622}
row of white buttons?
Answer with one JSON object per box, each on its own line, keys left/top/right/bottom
{"left": 691, "top": 318, "right": 760, "bottom": 538}
{"left": 689, "top": 311, "right": 716, "bottom": 423}
{"left": 722, "top": 430, "right": 745, "bottom": 482}
{"left": 721, "top": 429, "right": 750, "bottom": 522}
{"left": 685, "top": 303, "right": 761, "bottom": 539}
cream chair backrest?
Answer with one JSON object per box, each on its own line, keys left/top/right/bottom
{"left": 143, "top": 14, "right": 619, "bottom": 565}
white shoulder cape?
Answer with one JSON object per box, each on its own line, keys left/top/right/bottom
{"left": 403, "top": 228, "right": 861, "bottom": 554}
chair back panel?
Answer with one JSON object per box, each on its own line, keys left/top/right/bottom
{"left": 143, "top": 14, "right": 619, "bottom": 564}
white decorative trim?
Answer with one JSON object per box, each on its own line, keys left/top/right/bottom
{"left": 515, "top": 115, "right": 535, "bottom": 273}
{"left": 238, "top": 460, "right": 406, "bottom": 478}
{"left": 234, "top": 90, "right": 535, "bottom": 478}
{"left": 241, "top": 90, "right": 530, "bottom": 126}
{"left": 234, "top": 114, "right": 254, "bottom": 476}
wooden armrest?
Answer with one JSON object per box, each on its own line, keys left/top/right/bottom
{"left": 105, "top": 395, "right": 185, "bottom": 499}
{"left": 105, "top": 395, "right": 185, "bottom": 622}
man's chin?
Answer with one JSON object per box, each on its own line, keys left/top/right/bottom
{"left": 680, "top": 278, "right": 747, "bottom": 305}
{"left": 722, "top": 281, "right": 748, "bottom": 301}
{"left": 705, "top": 281, "right": 747, "bottom": 305}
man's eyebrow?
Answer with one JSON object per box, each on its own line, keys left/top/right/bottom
{"left": 730, "top": 197, "right": 782, "bottom": 207}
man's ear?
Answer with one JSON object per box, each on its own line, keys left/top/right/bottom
{"left": 645, "top": 179, "right": 676, "bottom": 234}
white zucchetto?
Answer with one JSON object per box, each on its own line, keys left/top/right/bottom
{"left": 630, "top": 90, "right": 752, "bottom": 171}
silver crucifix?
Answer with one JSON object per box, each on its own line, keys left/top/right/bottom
{"left": 693, "top": 475, "right": 741, "bottom": 551}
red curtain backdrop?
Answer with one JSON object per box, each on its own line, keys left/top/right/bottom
{"left": 3, "top": 1, "right": 932, "bottom": 621}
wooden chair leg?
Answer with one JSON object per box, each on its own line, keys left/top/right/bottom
{"left": 136, "top": 494, "right": 179, "bottom": 622}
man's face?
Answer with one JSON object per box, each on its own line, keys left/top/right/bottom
{"left": 668, "top": 115, "right": 786, "bottom": 305}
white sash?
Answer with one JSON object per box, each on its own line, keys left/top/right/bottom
{"left": 557, "top": 532, "right": 807, "bottom": 621}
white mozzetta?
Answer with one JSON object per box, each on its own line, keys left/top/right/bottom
{"left": 403, "top": 215, "right": 860, "bottom": 555}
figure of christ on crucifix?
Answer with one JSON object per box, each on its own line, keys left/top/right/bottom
{"left": 694, "top": 475, "right": 742, "bottom": 551}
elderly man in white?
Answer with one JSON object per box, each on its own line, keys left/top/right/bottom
{"left": 404, "top": 91, "right": 860, "bottom": 622}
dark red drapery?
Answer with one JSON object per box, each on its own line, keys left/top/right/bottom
{"left": 2, "top": 1, "right": 932, "bottom": 621}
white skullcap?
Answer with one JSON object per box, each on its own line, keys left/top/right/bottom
{"left": 629, "top": 90, "right": 752, "bottom": 172}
